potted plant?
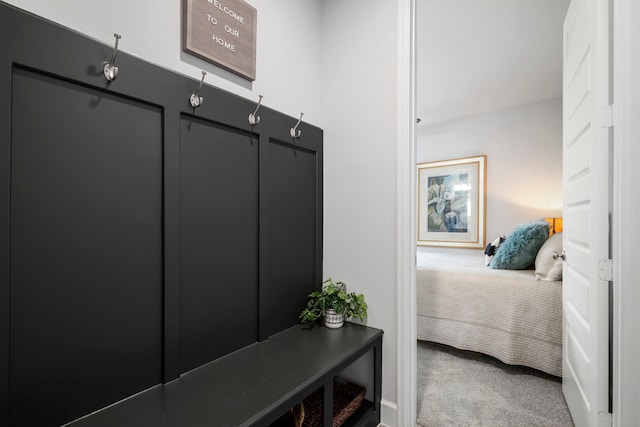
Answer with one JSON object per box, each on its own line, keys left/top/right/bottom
{"left": 299, "top": 278, "right": 368, "bottom": 328}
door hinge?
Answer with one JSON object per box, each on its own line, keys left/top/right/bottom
{"left": 600, "top": 105, "right": 614, "bottom": 128}
{"left": 599, "top": 259, "right": 614, "bottom": 281}
{"left": 598, "top": 411, "right": 612, "bottom": 427}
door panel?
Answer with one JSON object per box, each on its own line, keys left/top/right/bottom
{"left": 562, "top": 0, "right": 611, "bottom": 425}
{"left": 179, "top": 116, "right": 259, "bottom": 373}
{"left": 10, "top": 68, "right": 163, "bottom": 426}
{"left": 265, "top": 140, "right": 318, "bottom": 337}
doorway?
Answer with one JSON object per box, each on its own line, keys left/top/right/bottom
{"left": 412, "top": 1, "right": 571, "bottom": 425}
{"left": 399, "top": 0, "right": 640, "bottom": 426}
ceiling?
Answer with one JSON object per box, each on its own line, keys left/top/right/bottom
{"left": 417, "top": 0, "right": 572, "bottom": 126}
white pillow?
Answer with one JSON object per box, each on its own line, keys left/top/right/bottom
{"left": 535, "top": 232, "right": 563, "bottom": 281}
{"left": 484, "top": 235, "right": 506, "bottom": 266}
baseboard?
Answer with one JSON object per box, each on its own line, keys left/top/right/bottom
{"left": 379, "top": 399, "right": 398, "bottom": 427}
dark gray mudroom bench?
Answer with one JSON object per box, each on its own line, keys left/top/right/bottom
{"left": 66, "top": 323, "right": 383, "bottom": 427}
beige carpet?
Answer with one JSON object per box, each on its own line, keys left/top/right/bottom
{"left": 416, "top": 341, "right": 574, "bottom": 427}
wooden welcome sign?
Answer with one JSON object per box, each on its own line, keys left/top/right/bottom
{"left": 183, "top": 0, "right": 257, "bottom": 81}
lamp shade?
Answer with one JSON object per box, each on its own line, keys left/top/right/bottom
{"left": 545, "top": 217, "right": 563, "bottom": 236}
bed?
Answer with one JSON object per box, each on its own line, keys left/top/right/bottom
{"left": 416, "top": 250, "right": 563, "bottom": 377}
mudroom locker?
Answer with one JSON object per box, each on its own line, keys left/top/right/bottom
{"left": 0, "top": 3, "right": 324, "bottom": 425}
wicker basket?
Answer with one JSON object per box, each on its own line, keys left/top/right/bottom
{"left": 297, "top": 377, "right": 366, "bottom": 427}
{"left": 271, "top": 403, "right": 305, "bottom": 427}
{"left": 271, "top": 377, "right": 366, "bottom": 427}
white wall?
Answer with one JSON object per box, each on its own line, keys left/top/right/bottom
{"left": 321, "top": 0, "right": 400, "bottom": 420}
{"left": 1, "top": 0, "right": 324, "bottom": 125}
{"left": 417, "top": 98, "right": 563, "bottom": 255}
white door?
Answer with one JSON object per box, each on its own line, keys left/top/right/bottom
{"left": 562, "top": 0, "right": 611, "bottom": 426}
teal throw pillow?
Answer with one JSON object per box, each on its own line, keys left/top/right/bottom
{"left": 491, "top": 220, "right": 550, "bottom": 270}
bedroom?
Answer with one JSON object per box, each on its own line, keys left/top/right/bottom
{"left": 413, "top": 1, "right": 640, "bottom": 426}
{"left": 414, "top": 0, "right": 569, "bottom": 424}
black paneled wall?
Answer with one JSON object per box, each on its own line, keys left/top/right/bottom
{"left": 10, "top": 68, "right": 164, "bottom": 427}
{"left": 266, "top": 141, "right": 318, "bottom": 337}
{"left": 179, "top": 116, "right": 259, "bottom": 373}
{"left": 0, "top": 4, "right": 322, "bottom": 426}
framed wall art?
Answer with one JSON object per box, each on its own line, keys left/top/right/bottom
{"left": 417, "top": 155, "right": 486, "bottom": 248}
{"left": 183, "top": 0, "right": 257, "bottom": 81}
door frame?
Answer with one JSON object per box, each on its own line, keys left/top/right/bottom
{"left": 396, "top": 0, "right": 417, "bottom": 426}
{"left": 612, "top": 0, "right": 640, "bottom": 425}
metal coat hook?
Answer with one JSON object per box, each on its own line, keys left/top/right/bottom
{"left": 290, "top": 113, "right": 304, "bottom": 138}
{"left": 104, "top": 33, "right": 121, "bottom": 82}
{"left": 248, "top": 95, "right": 263, "bottom": 125}
{"left": 189, "top": 71, "right": 207, "bottom": 108}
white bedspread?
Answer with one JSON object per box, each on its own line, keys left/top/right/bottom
{"left": 417, "top": 252, "right": 562, "bottom": 377}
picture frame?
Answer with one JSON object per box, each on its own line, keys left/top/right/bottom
{"left": 417, "top": 155, "right": 486, "bottom": 248}
{"left": 183, "top": 0, "right": 257, "bottom": 81}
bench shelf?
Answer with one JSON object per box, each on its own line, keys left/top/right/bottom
{"left": 67, "top": 323, "right": 383, "bottom": 427}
